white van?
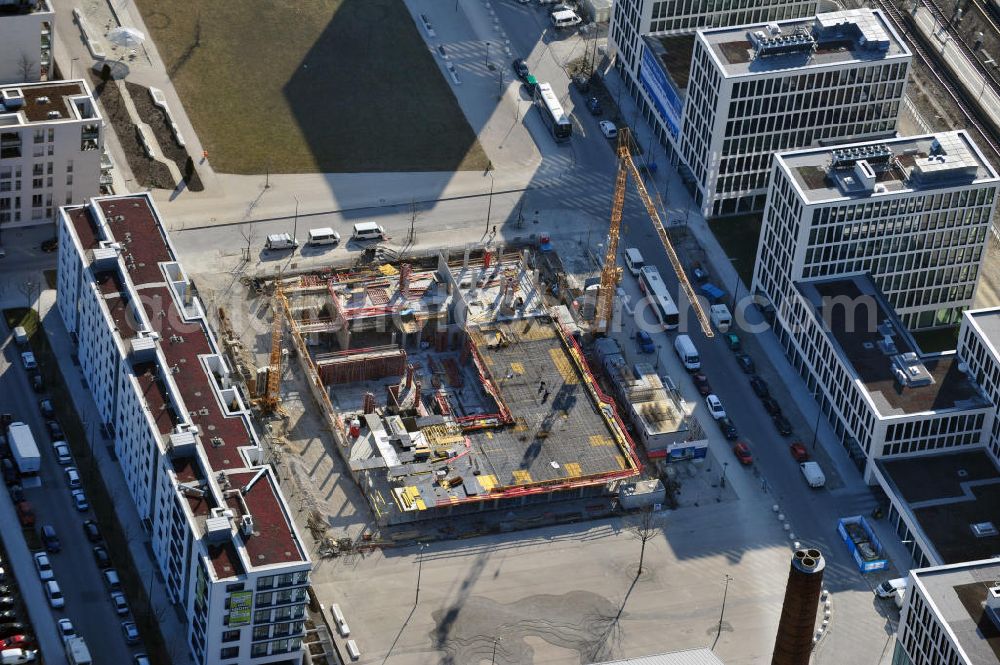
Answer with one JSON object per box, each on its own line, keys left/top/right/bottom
{"left": 307, "top": 227, "right": 341, "bottom": 246}
{"left": 674, "top": 335, "right": 700, "bottom": 372}
{"left": 13, "top": 327, "right": 28, "bottom": 346}
{"left": 799, "top": 461, "right": 826, "bottom": 488}
{"left": 875, "top": 577, "right": 907, "bottom": 598}
{"left": 550, "top": 9, "right": 582, "bottom": 28}
{"left": 0, "top": 649, "right": 37, "bottom": 664}
{"left": 710, "top": 304, "right": 732, "bottom": 333}
{"left": 265, "top": 233, "right": 298, "bottom": 250}
{"left": 352, "top": 222, "right": 385, "bottom": 241}
{"left": 624, "top": 248, "right": 645, "bottom": 276}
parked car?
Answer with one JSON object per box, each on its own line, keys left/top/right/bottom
{"left": 749, "top": 375, "right": 769, "bottom": 398}
{"left": 40, "top": 237, "right": 58, "bottom": 253}
{"left": 761, "top": 396, "right": 782, "bottom": 416}
{"left": 736, "top": 353, "right": 755, "bottom": 373}
{"left": 45, "top": 421, "right": 63, "bottom": 440}
{"left": 121, "top": 621, "right": 140, "bottom": 645}
{"left": 0, "top": 624, "right": 26, "bottom": 639}
{"left": 0, "top": 612, "right": 17, "bottom": 623}
{"left": 64, "top": 467, "right": 81, "bottom": 489}
{"left": 92, "top": 546, "right": 111, "bottom": 569}
{"left": 38, "top": 400, "right": 54, "bottom": 418}
{"left": 705, "top": 394, "right": 726, "bottom": 420}
{"left": 56, "top": 618, "right": 75, "bottom": 642}
{"left": 70, "top": 489, "right": 89, "bottom": 512}
{"left": 103, "top": 569, "right": 121, "bottom": 591}
{"left": 1, "top": 635, "right": 31, "bottom": 650}
{"left": 717, "top": 417, "right": 738, "bottom": 441}
{"left": 19, "top": 353, "right": 36, "bottom": 371}
{"left": 586, "top": 96, "right": 602, "bottom": 115}
{"left": 691, "top": 262, "right": 709, "bottom": 283}
{"left": 724, "top": 333, "right": 741, "bottom": 352}
{"left": 109, "top": 591, "right": 129, "bottom": 616}
{"left": 33, "top": 552, "right": 53, "bottom": 581}
{"left": 773, "top": 414, "right": 793, "bottom": 436}
{"left": 691, "top": 372, "right": 712, "bottom": 396}
{"left": 45, "top": 580, "right": 64, "bottom": 609}
{"left": 0, "top": 598, "right": 17, "bottom": 611}
{"left": 636, "top": 330, "right": 655, "bottom": 354}
{"left": 134, "top": 655, "right": 151, "bottom": 665}
{"left": 732, "top": 441, "right": 753, "bottom": 465}
{"left": 52, "top": 442, "right": 71, "bottom": 465}
{"left": 31, "top": 373, "right": 44, "bottom": 393}
{"left": 512, "top": 58, "right": 530, "bottom": 81}
{"left": 15, "top": 502, "right": 34, "bottom": 528}
{"left": 82, "top": 520, "right": 101, "bottom": 543}
{"left": 40, "top": 524, "right": 60, "bottom": 553}
{"left": 598, "top": 120, "right": 618, "bottom": 139}
{"left": 789, "top": 442, "right": 809, "bottom": 462}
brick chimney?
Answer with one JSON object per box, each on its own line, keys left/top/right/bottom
{"left": 771, "top": 548, "right": 825, "bottom": 665}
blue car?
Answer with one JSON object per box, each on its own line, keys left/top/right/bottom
{"left": 637, "top": 330, "right": 656, "bottom": 354}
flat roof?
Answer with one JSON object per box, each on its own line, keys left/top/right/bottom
{"left": 778, "top": 131, "right": 999, "bottom": 204}
{"left": 701, "top": 9, "right": 908, "bottom": 77}
{"left": 64, "top": 195, "right": 307, "bottom": 578}
{"left": 965, "top": 308, "right": 1000, "bottom": 361}
{"left": 795, "top": 275, "right": 987, "bottom": 417}
{"left": 0, "top": 80, "right": 98, "bottom": 124}
{"left": 0, "top": 0, "right": 51, "bottom": 14}
{"left": 911, "top": 558, "right": 1000, "bottom": 664}
{"left": 596, "top": 649, "right": 725, "bottom": 665}
{"left": 877, "top": 449, "right": 1000, "bottom": 565}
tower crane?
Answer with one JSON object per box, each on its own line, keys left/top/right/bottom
{"left": 595, "top": 129, "right": 714, "bottom": 339}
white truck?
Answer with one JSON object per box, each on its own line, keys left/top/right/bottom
{"left": 710, "top": 304, "right": 732, "bottom": 333}
{"left": 7, "top": 423, "right": 40, "bottom": 475}
{"left": 65, "top": 637, "right": 92, "bottom": 665}
{"left": 799, "top": 461, "right": 826, "bottom": 488}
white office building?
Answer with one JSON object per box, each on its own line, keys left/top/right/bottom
{"left": 958, "top": 308, "right": 1000, "bottom": 464}
{"left": 608, "top": 0, "right": 816, "bottom": 163}
{"left": 753, "top": 132, "right": 1000, "bottom": 332}
{"left": 57, "top": 194, "right": 311, "bottom": 665}
{"left": 680, "top": 9, "right": 911, "bottom": 217}
{"left": 0, "top": 0, "right": 53, "bottom": 83}
{"left": 0, "top": 80, "right": 108, "bottom": 229}
{"left": 893, "top": 558, "right": 1000, "bottom": 665}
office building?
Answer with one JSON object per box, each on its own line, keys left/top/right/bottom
{"left": 0, "top": 0, "right": 52, "bottom": 83}
{"left": 608, "top": 0, "right": 816, "bottom": 163}
{"left": 680, "top": 9, "right": 911, "bottom": 216}
{"left": 57, "top": 194, "right": 311, "bottom": 665}
{"left": 753, "top": 132, "right": 1000, "bottom": 332}
{"left": 958, "top": 308, "right": 1000, "bottom": 463}
{"left": 893, "top": 558, "right": 1000, "bottom": 665}
{"left": 0, "top": 80, "right": 108, "bottom": 229}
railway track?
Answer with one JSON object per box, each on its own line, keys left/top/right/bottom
{"left": 922, "top": 0, "right": 1000, "bottom": 89}
{"left": 873, "top": 0, "right": 1000, "bottom": 159}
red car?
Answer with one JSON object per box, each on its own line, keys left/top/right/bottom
{"left": 789, "top": 442, "right": 809, "bottom": 462}
{"left": 692, "top": 372, "right": 712, "bottom": 396}
{"left": 1, "top": 634, "right": 31, "bottom": 649}
{"left": 733, "top": 441, "right": 753, "bottom": 465}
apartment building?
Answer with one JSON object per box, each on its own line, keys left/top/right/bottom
{"left": 0, "top": 80, "right": 107, "bottom": 229}
{"left": 57, "top": 194, "right": 311, "bottom": 665}
{"left": 608, "top": 0, "right": 815, "bottom": 161}
{"left": 0, "top": 0, "right": 53, "bottom": 83}
{"left": 893, "top": 558, "right": 1000, "bottom": 665}
{"left": 680, "top": 9, "right": 911, "bottom": 217}
{"left": 753, "top": 132, "right": 1000, "bottom": 332}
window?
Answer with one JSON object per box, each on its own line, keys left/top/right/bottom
{"left": 253, "top": 625, "right": 269, "bottom": 640}
{"left": 251, "top": 643, "right": 267, "bottom": 658}
{"left": 220, "top": 647, "right": 239, "bottom": 660}
{"left": 222, "top": 630, "right": 240, "bottom": 643}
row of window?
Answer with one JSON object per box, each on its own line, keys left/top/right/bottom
{"left": 648, "top": 0, "right": 815, "bottom": 34}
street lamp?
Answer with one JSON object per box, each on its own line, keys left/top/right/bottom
{"left": 712, "top": 575, "right": 734, "bottom": 650}
{"left": 729, "top": 258, "right": 741, "bottom": 311}
{"left": 491, "top": 637, "right": 502, "bottom": 664}
{"left": 485, "top": 42, "right": 491, "bottom": 69}
{"left": 810, "top": 392, "right": 823, "bottom": 450}
{"left": 292, "top": 196, "right": 299, "bottom": 252}
{"left": 720, "top": 461, "right": 729, "bottom": 489}
{"left": 485, "top": 171, "right": 495, "bottom": 236}
{"left": 414, "top": 543, "right": 427, "bottom": 605}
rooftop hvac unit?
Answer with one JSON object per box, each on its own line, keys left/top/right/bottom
{"left": 971, "top": 521, "right": 999, "bottom": 537}
{"left": 240, "top": 514, "right": 254, "bottom": 536}
{"left": 35, "top": 96, "right": 49, "bottom": 105}
{"left": 46, "top": 111, "right": 60, "bottom": 119}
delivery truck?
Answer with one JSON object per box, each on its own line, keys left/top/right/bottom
{"left": 65, "top": 637, "right": 92, "bottom": 665}
{"left": 7, "top": 423, "right": 40, "bottom": 475}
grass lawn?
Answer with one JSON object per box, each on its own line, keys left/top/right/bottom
{"left": 3, "top": 308, "right": 172, "bottom": 665}
{"left": 708, "top": 213, "right": 763, "bottom": 287}
{"left": 134, "top": 0, "right": 489, "bottom": 174}
{"left": 910, "top": 325, "right": 960, "bottom": 353}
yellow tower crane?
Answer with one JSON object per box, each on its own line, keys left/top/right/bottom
{"left": 595, "top": 129, "right": 714, "bottom": 338}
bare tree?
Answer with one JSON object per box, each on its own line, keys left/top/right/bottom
{"left": 240, "top": 223, "right": 257, "bottom": 262}
{"left": 627, "top": 506, "right": 657, "bottom": 575}
{"left": 406, "top": 199, "right": 420, "bottom": 245}
{"left": 17, "top": 53, "right": 36, "bottom": 82}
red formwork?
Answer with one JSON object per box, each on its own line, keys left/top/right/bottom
{"left": 316, "top": 348, "right": 407, "bottom": 385}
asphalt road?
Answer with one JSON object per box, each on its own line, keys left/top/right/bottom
{"left": 0, "top": 321, "right": 140, "bottom": 664}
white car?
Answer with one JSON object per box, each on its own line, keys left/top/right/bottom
{"left": 52, "top": 441, "right": 72, "bottom": 465}
{"left": 705, "top": 394, "right": 726, "bottom": 420}
{"left": 64, "top": 467, "right": 81, "bottom": 489}
{"left": 57, "top": 617, "right": 76, "bottom": 643}
{"left": 71, "top": 489, "right": 89, "bottom": 512}
{"left": 45, "top": 580, "right": 64, "bottom": 608}
{"left": 110, "top": 590, "right": 129, "bottom": 616}
{"left": 599, "top": 120, "right": 618, "bottom": 139}
{"left": 32, "top": 552, "right": 53, "bottom": 581}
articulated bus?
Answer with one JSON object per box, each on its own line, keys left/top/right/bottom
{"left": 533, "top": 82, "right": 572, "bottom": 142}
{"left": 638, "top": 265, "right": 680, "bottom": 330}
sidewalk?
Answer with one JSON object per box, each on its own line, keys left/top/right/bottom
{"left": 35, "top": 288, "right": 195, "bottom": 665}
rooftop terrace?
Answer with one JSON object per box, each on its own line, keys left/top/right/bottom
{"left": 878, "top": 450, "right": 1000, "bottom": 566}
{"left": 651, "top": 34, "right": 695, "bottom": 89}
{"left": 0, "top": 0, "right": 51, "bottom": 14}
{"left": 702, "top": 9, "right": 908, "bottom": 77}
{"left": 0, "top": 81, "right": 97, "bottom": 124}
{"left": 65, "top": 195, "right": 307, "bottom": 577}
{"left": 795, "top": 275, "right": 987, "bottom": 417}
{"left": 780, "top": 132, "right": 999, "bottom": 204}
{"left": 912, "top": 558, "right": 1000, "bottom": 664}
